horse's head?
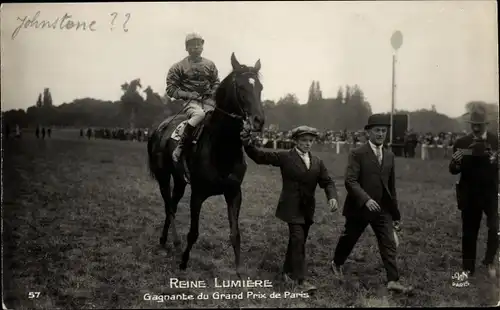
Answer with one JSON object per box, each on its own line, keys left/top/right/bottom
{"left": 227, "top": 53, "right": 265, "bottom": 132}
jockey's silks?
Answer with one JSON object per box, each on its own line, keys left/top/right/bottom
{"left": 166, "top": 56, "right": 220, "bottom": 99}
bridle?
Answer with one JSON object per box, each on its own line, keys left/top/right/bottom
{"left": 161, "top": 70, "right": 259, "bottom": 129}
{"left": 203, "top": 70, "right": 259, "bottom": 122}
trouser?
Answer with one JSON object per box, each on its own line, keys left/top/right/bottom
{"left": 404, "top": 143, "right": 416, "bottom": 158}
{"left": 183, "top": 100, "right": 213, "bottom": 127}
{"left": 421, "top": 145, "right": 429, "bottom": 160}
{"left": 461, "top": 192, "right": 499, "bottom": 273}
{"left": 283, "top": 222, "right": 312, "bottom": 282}
{"left": 333, "top": 211, "right": 399, "bottom": 282}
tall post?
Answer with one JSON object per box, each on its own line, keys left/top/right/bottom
{"left": 390, "top": 30, "right": 403, "bottom": 147}
{"left": 390, "top": 52, "right": 396, "bottom": 145}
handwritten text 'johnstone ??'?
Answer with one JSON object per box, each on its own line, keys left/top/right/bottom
{"left": 11, "top": 11, "right": 131, "bottom": 40}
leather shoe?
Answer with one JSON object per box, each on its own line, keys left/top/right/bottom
{"left": 387, "top": 281, "right": 413, "bottom": 293}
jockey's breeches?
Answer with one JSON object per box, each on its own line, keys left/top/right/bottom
{"left": 183, "top": 100, "right": 212, "bottom": 127}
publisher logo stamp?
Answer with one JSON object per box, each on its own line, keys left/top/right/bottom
{"left": 451, "top": 271, "right": 470, "bottom": 288}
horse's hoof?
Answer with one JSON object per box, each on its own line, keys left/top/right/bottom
{"left": 236, "top": 267, "right": 245, "bottom": 278}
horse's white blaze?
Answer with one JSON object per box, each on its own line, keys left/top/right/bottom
{"left": 248, "top": 78, "right": 255, "bottom": 87}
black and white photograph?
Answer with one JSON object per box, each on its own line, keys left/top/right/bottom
{"left": 1, "top": 1, "right": 499, "bottom": 308}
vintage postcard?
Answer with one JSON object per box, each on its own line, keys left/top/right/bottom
{"left": 1, "top": 1, "right": 498, "bottom": 309}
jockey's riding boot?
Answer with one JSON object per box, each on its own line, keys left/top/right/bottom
{"left": 172, "top": 123, "right": 195, "bottom": 163}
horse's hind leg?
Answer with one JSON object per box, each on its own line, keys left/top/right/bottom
{"left": 170, "top": 173, "right": 187, "bottom": 249}
{"left": 224, "top": 189, "right": 243, "bottom": 277}
{"left": 179, "top": 192, "right": 204, "bottom": 270}
{"left": 159, "top": 174, "right": 174, "bottom": 247}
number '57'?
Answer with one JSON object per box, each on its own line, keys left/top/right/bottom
{"left": 28, "top": 292, "right": 40, "bottom": 298}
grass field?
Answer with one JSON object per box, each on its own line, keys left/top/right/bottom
{"left": 3, "top": 129, "right": 499, "bottom": 309}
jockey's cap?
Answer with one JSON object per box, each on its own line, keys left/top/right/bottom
{"left": 185, "top": 33, "right": 204, "bottom": 45}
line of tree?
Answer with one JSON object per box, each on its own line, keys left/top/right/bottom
{"left": 35, "top": 88, "right": 53, "bottom": 108}
{"left": 2, "top": 79, "right": 498, "bottom": 134}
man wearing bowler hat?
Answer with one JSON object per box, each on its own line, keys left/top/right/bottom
{"left": 449, "top": 104, "right": 498, "bottom": 278}
{"left": 240, "top": 125, "right": 339, "bottom": 293}
{"left": 331, "top": 114, "right": 412, "bottom": 293}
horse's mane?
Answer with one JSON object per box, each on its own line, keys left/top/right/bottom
{"left": 214, "top": 71, "right": 234, "bottom": 106}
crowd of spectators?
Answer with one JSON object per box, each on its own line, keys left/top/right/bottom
{"left": 80, "top": 127, "right": 149, "bottom": 141}
{"left": 255, "top": 128, "right": 467, "bottom": 147}
{"left": 81, "top": 125, "right": 469, "bottom": 160}
{"left": 82, "top": 126, "right": 467, "bottom": 148}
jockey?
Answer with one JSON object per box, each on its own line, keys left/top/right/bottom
{"left": 166, "top": 32, "right": 220, "bottom": 163}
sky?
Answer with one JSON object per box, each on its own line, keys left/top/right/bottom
{"left": 1, "top": 1, "right": 498, "bottom": 117}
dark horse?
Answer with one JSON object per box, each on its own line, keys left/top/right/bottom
{"left": 147, "top": 53, "right": 265, "bottom": 275}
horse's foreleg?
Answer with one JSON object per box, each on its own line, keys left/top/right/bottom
{"left": 180, "top": 193, "right": 203, "bottom": 270}
{"left": 171, "top": 174, "right": 187, "bottom": 249}
{"left": 224, "top": 189, "right": 243, "bottom": 277}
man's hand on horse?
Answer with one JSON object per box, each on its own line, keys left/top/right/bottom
{"left": 393, "top": 220, "right": 402, "bottom": 232}
{"left": 240, "top": 129, "right": 253, "bottom": 146}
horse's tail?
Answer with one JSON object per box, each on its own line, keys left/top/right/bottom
{"left": 147, "top": 128, "right": 159, "bottom": 181}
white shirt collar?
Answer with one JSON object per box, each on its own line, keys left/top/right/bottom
{"left": 368, "top": 140, "right": 383, "bottom": 153}
{"left": 471, "top": 131, "right": 487, "bottom": 140}
{"left": 295, "top": 147, "right": 309, "bottom": 157}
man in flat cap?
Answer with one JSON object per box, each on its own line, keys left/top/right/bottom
{"left": 331, "top": 114, "right": 412, "bottom": 293}
{"left": 240, "top": 125, "right": 339, "bottom": 293}
{"left": 450, "top": 104, "right": 498, "bottom": 278}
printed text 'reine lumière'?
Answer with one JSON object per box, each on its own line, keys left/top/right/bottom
{"left": 169, "top": 278, "right": 273, "bottom": 289}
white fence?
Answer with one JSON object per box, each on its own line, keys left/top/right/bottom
{"left": 419, "top": 144, "right": 453, "bottom": 160}
{"left": 262, "top": 140, "right": 453, "bottom": 160}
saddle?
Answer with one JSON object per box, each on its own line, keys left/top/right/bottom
{"left": 170, "top": 110, "right": 213, "bottom": 146}
{"left": 158, "top": 111, "right": 214, "bottom": 183}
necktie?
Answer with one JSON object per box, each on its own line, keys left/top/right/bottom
{"left": 302, "top": 153, "right": 310, "bottom": 169}
{"left": 375, "top": 147, "right": 382, "bottom": 165}
{"left": 298, "top": 150, "right": 310, "bottom": 169}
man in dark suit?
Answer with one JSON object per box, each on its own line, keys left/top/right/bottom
{"left": 241, "top": 125, "right": 339, "bottom": 293}
{"left": 331, "top": 114, "right": 412, "bottom": 293}
{"left": 449, "top": 105, "right": 498, "bottom": 278}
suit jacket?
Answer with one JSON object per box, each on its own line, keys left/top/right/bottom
{"left": 244, "top": 145, "right": 338, "bottom": 224}
{"left": 449, "top": 132, "right": 498, "bottom": 210}
{"left": 343, "top": 143, "right": 400, "bottom": 220}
